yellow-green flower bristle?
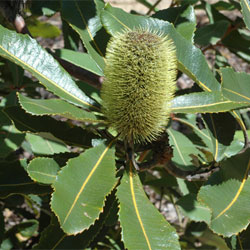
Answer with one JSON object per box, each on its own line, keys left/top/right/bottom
{"left": 101, "top": 28, "right": 177, "bottom": 143}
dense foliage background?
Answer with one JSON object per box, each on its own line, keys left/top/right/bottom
{"left": 0, "top": 0, "right": 250, "bottom": 249}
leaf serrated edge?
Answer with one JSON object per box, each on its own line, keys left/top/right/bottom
{"left": 61, "top": 0, "right": 105, "bottom": 72}
{"left": 0, "top": 29, "right": 98, "bottom": 111}
{"left": 26, "top": 157, "right": 59, "bottom": 184}
{"left": 17, "top": 93, "right": 104, "bottom": 124}
{"left": 50, "top": 186, "right": 118, "bottom": 249}
{"left": 171, "top": 91, "right": 249, "bottom": 114}
{"left": 197, "top": 159, "right": 250, "bottom": 237}
{"left": 50, "top": 140, "right": 117, "bottom": 235}
{"left": 176, "top": 195, "right": 212, "bottom": 224}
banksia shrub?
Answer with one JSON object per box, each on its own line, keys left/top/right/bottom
{"left": 101, "top": 28, "right": 177, "bottom": 143}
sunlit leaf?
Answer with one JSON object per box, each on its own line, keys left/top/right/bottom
{"left": 18, "top": 93, "right": 101, "bottom": 123}
{"left": 117, "top": 165, "right": 180, "bottom": 250}
{"left": 177, "top": 193, "right": 211, "bottom": 224}
{"left": 101, "top": 3, "right": 220, "bottom": 92}
{"left": 61, "top": 0, "right": 105, "bottom": 71}
{"left": 0, "top": 24, "right": 97, "bottom": 110}
{"left": 4, "top": 106, "right": 97, "bottom": 148}
{"left": 198, "top": 149, "right": 250, "bottom": 237}
{"left": 171, "top": 91, "right": 249, "bottom": 114}
{"left": 26, "top": 17, "right": 61, "bottom": 38}
{"left": 221, "top": 67, "right": 250, "bottom": 103}
{"left": 167, "top": 128, "right": 199, "bottom": 170}
{"left": 35, "top": 191, "right": 116, "bottom": 249}
{"left": 51, "top": 141, "right": 117, "bottom": 234}
{"left": 53, "top": 49, "right": 104, "bottom": 76}
{"left": 27, "top": 158, "right": 60, "bottom": 184}
{"left": 26, "top": 133, "right": 70, "bottom": 155}
{"left": 153, "top": 5, "right": 196, "bottom": 41}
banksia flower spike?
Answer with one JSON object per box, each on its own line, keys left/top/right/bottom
{"left": 101, "top": 28, "right": 177, "bottom": 143}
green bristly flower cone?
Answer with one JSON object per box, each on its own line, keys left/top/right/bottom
{"left": 101, "top": 28, "right": 177, "bottom": 143}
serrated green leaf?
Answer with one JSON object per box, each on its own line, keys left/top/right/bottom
{"left": 241, "top": 0, "right": 250, "bottom": 29}
{"left": 27, "top": 158, "right": 60, "bottom": 184}
{"left": 198, "top": 149, "right": 250, "bottom": 237}
{"left": 175, "top": 114, "right": 243, "bottom": 160}
{"left": 18, "top": 93, "right": 101, "bottom": 123}
{"left": 173, "top": 114, "right": 212, "bottom": 149}
{"left": 0, "top": 24, "right": 97, "bottom": 110}
{"left": 167, "top": 128, "right": 199, "bottom": 170}
{"left": 117, "top": 166, "right": 180, "bottom": 250}
{"left": 54, "top": 49, "right": 104, "bottom": 76}
{"left": 26, "top": 133, "right": 70, "bottom": 155}
{"left": 101, "top": 3, "right": 220, "bottom": 92}
{"left": 153, "top": 5, "right": 196, "bottom": 41}
{"left": 51, "top": 141, "right": 117, "bottom": 235}
{"left": 35, "top": 191, "right": 116, "bottom": 249}
{"left": 0, "top": 160, "right": 52, "bottom": 198}
{"left": 177, "top": 193, "right": 211, "bottom": 224}
{"left": 61, "top": 0, "right": 105, "bottom": 71}
{"left": 221, "top": 68, "right": 250, "bottom": 103}
{"left": 194, "top": 20, "right": 229, "bottom": 46}
{"left": 203, "top": 113, "right": 236, "bottom": 162}
{"left": 171, "top": 91, "right": 249, "bottom": 114}
{"left": 3, "top": 106, "right": 98, "bottom": 148}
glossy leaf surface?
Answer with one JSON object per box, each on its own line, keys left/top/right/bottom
{"left": 101, "top": 4, "right": 220, "bottom": 92}
{"left": 177, "top": 193, "right": 211, "bottom": 224}
{"left": 167, "top": 128, "right": 199, "bottom": 170}
{"left": 0, "top": 25, "right": 96, "bottom": 109}
{"left": 117, "top": 166, "right": 180, "bottom": 250}
{"left": 51, "top": 141, "right": 117, "bottom": 235}
{"left": 4, "top": 106, "right": 97, "bottom": 148}
{"left": 153, "top": 5, "right": 196, "bottom": 41}
{"left": 26, "top": 133, "right": 70, "bottom": 155}
{"left": 171, "top": 91, "right": 249, "bottom": 114}
{"left": 53, "top": 49, "right": 104, "bottom": 76}
{"left": 221, "top": 68, "right": 250, "bottom": 103}
{"left": 18, "top": 93, "right": 100, "bottom": 123}
{"left": 27, "top": 158, "right": 60, "bottom": 184}
{"left": 35, "top": 191, "right": 116, "bottom": 249}
{"left": 61, "top": 0, "right": 105, "bottom": 71}
{"left": 198, "top": 149, "right": 250, "bottom": 237}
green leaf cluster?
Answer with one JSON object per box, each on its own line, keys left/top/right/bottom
{"left": 0, "top": 0, "right": 250, "bottom": 249}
